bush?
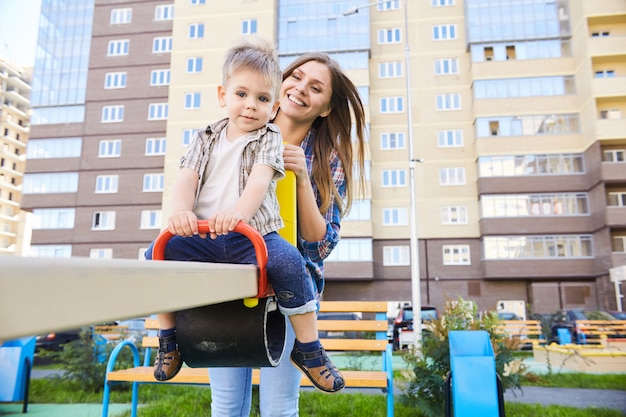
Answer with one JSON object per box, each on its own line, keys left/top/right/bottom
{"left": 400, "top": 297, "right": 530, "bottom": 417}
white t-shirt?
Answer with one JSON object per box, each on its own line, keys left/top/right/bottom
{"left": 195, "top": 128, "right": 249, "bottom": 220}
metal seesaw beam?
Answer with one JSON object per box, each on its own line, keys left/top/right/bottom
{"left": 0, "top": 256, "right": 259, "bottom": 341}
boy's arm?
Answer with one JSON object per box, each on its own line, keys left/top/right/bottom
{"left": 168, "top": 167, "right": 204, "bottom": 237}
{"left": 209, "top": 164, "right": 275, "bottom": 237}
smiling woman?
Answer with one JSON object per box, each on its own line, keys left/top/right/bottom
{"left": 0, "top": 0, "right": 42, "bottom": 67}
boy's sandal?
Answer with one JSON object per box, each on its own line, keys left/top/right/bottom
{"left": 153, "top": 334, "right": 182, "bottom": 381}
{"left": 290, "top": 345, "right": 345, "bottom": 393}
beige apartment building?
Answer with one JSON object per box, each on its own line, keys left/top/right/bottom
{"left": 0, "top": 59, "right": 31, "bottom": 256}
{"left": 22, "top": 0, "right": 626, "bottom": 315}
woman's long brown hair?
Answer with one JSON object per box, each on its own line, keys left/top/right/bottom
{"left": 282, "top": 53, "right": 367, "bottom": 217}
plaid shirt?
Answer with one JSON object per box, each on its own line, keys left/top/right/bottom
{"left": 298, "top": 129, "right": 345, "bottom": 295}
{"left": 179, "top": 118, "right": 285, "bottom": 236}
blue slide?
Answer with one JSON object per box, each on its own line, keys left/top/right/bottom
{"left": 445, "top": 331, "right": 504, "bottom": 417}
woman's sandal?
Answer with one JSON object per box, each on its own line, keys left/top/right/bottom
{"left": 153, "top": 334, "right": 183, "bottom": 381}
{"left": 290, "top": 345, "right": 345, "bottom": 393}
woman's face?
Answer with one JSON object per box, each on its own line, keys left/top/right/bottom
{"left": 279, "top": 60, "right": 333, "bottom": 125}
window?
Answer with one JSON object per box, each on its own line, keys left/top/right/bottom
{"left": 439, "top": 167, "right": 465, "bottom": 185}
{"left": 383, "top": 246, "right": 410, "bottom": 266}
{"left": 184, "top": 92, "right": 201, "bottom": 109}
{"left": 382, "top": 169, "right": 407, "bottom": 187}
{"left": 483, "top": 235, "right": 594, "bottom": 259}
{"left": 481, "top": 193, "right": 590, "bottom": 217}
{"left": 90, "top": 248, "right": 113, "bottom": 259}
{"left": 189, "top": 23, "right": 205, "bottom": 39}
{"left": 608, "top": 192, "right": 626, "bottom": 207}
{"left": 101, "top": 105, "right": 124, "bottom": 123}
{"left": 27, "top": 138, "right": 81, "bottom": 159}
{"left": 443, "top": 245, "right": 470, "bottom": 265}
{"left": 380, "top": 97, "right": 404, "bottom": 113}
{"left": 613, "top": 236, "right": 626, "bottom": 252}
{"left": 378, "top": 28, "right": 401, "bottom": 44}
{"left": 32, "top": 208, "right": 75, "bottom": 229}
{"left": 433, "top": 24, "right": 457, "bottom": 40}
{"left": 381, "top": 132, "right": 405, "bottom": 150}
{"left": 434, "top": 58, "right": 458, "bottom": 75}
{"left": 145, "top": 137, "right": 166, "bottom": 155}
{"left": 325, "top": 239, "right": 372, "bottom": 262}
{"left": 591, "top": 31, "right": 610, "bottom": 37}
{"left": 441, "top": 206, "right": 468, "bottom": 224}
{"left": 383, "top": 207, "right": 408, "bottom": 225}
{"left": 155, "top": 4, "right": 174, "bottom": 21}
{"left": 143, "top": 174, "right": 164, "bottom": 192}
{"left": 186, "top": 57, "right": 203, "bottom": 73}
{"left": 379, "top": 62, "right": 402, "bottom": 78}
{"left": 484, "top": 47, "right": 494, "bottom": 61}
{"left": 242, "top": 19, "right": 257, "bottom": 35}
{"left": 437, "top": 130, "right": 463, "bottom": 147}
{"left": 107, "top": 40, "right": 129, "bottom": 56}
{"left": 140, "top": 210, "right": 162, "bottom": 229}
{"left": 595, "top": 70, "right": 615, "bottom": 78}
{"left": 110, "top": 8, "right": 132, "bottom": 24}
{"left": 150, "top": 69, "right": 170, "bottom": 86}
{"left": 95, "top": 175, "right": 119, "bottom": 193}
{"left": 92, "top": 211, "right": 116, "bottom": 230}
{"left": 506, "top": 45, "right": 516, "bottom": 60}
{"left": 104, "top": 72, "right": 127, "bottom": 89}
{"left": 148, "top": 103, "right": 168, "bottom": 120}
{"left": 182, "top": 128, "right": 196, "bottom": 146}
{"left": 153, "top": 37, "right": 172, "bottom": 53}
{"left": 378, "top": 0, "right": 400, "bottom": 11}
{"left": 600, "top": 109, "right": 622, "bottom": 119}
{"left": 98, "top": 139, "right": 121, "bottom": 158}
{"left": 436, "top": 93, "right": 461, "bottom": 110}
{"left": 344, "top": 199, "right": 371, "bottom": 221}
{"left": 30, "top": 245, "right": 72, "bottom": 258}
{"left": 432, "top": 0, "right": 454, "bottom": 6}
{"left": 603, "top": 150, "right": 625, "bottom": 162}
{"left": 23, "top": 173, "right": 79, "bottom": 194}
{"left": 190, "top": 0, "right": 205, "bottom": 4}
{"left": 478, "top": 153, "right": 584, "bottom": 177}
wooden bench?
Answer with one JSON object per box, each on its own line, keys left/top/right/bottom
{"left": 495, "top": 320, "right": 544, "bottom": 349}
{"left": 575, "top": 320, "right": 626, "bottom": 346}
{"left": 102, "top": 301, "right": 394, "bottom": 417}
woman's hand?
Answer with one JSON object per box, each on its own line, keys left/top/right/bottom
{"left": 283, "top": 143, "right": 309, "bottom": 185}
{"left": 168, "top": 211, "right": 205, "bottom": 238}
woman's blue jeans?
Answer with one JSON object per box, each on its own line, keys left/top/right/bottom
{"left": 208, "top": 321, "right": 301, "bottom": 417}
{"left": 144, "top": 230, "right": 317, "bottom": 315}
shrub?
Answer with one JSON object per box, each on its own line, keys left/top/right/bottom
{"left": 400, "top": 297, "right": 529, "bottom": 417}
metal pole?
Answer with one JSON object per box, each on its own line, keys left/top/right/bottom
{"left": 404, "top": 0, "right": 422, "bottom": 347}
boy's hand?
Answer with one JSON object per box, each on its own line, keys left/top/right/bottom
{"left": 207, "top": 211, "right": 246, "bottom": 240}
{"left": 168, "top": 211, "right": 206, "bottom": 238}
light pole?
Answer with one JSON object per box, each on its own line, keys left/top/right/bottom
{"left": 343, "top": 0, "right": 422, "bottom": 347}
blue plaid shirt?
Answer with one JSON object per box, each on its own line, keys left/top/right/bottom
{"left": 298, "top": 129, "right": 345, "bottom": 295}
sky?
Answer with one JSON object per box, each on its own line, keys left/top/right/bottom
{"left": 0, "top": 0, "right": 43, "bottom": 67}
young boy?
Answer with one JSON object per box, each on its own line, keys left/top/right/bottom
{"left": 146, "top": 38, "right": 345, "bottom": 393}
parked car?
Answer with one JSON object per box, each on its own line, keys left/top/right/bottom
{"left": 498, "top": 311, "right": 523, "bottom": 321}
{"left": 549, "top": 309, "right": 617, "bottom": 344}
{"left": 392, "top": 305, "right": 438, "bottom": 350}
{"left": 318, "top": 312, "right": 361, "bottom": 339}
{"left": 609, "top": 311, "right": 626, "bottom": 320}
{"left": 36, "top": 328, "right": 82, "bottom": 352}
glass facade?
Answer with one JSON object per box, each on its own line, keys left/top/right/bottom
{"left": 30, "top": 0, "right": 94, "bottom": 124}
{"left": 278, "top": 0, "right": 370, "bottom": 65}
{"left": 475, "top": 114, "right": 580, "bottom": 137}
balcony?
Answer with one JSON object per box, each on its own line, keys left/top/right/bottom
{"left": 587, "top": 35, "right": 626, "bottom": 57}
{"left": 593, "top": 76, "right": 626, "bottom": 98}
{"left": 606, "top": 206, "right": 626, "bottom": 227}
{"left": 480, "top": 216, "right": 593, "bottom": 236}
{"left": 596, "top": 118, "right": 626, "bottom": 140}
{"left": 601, "top": 161, "right": 626, "bottom": 183}
{"left": 324, "top": 261, "right": 374, "bottom": 280}
{"left": 482, "top": 258, "right": 596, "bottom": 279}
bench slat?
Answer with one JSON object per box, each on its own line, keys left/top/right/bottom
{"left": 106, "top": 367, "right": 388, "bottom": 388}
{"left": 317, "top": 320, "right": 387, "bottom": 332}
{"left": 319, "top": 301, "right": 387, "bottom": 313}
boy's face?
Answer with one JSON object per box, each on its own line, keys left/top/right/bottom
{"left": 218, "top": 67, "right": 280, "bottom": 139}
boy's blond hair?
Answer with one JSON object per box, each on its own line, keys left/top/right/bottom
{"left": 222, "top": 37, "right": 282, "bottom": 99}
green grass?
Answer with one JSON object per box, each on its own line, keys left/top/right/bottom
{"left": 27, "top": 374, "right": 625, "bottom": 417}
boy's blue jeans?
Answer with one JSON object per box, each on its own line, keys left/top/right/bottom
{"left": 144, "top": 231, "right": 318, "bottom": 315}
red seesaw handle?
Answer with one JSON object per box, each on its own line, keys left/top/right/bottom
{"left": 151, "top": 220, "right": 271, "bottom": 298}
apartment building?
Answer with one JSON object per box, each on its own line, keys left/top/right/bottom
{"left": 22, "top": 0, "right": 172, "bottom": 259}
{"left": 0, "top": 59, "right": 32, "bottom": 255}
{"left": 22, "top": 0, "right": 626, "bottom": 314}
